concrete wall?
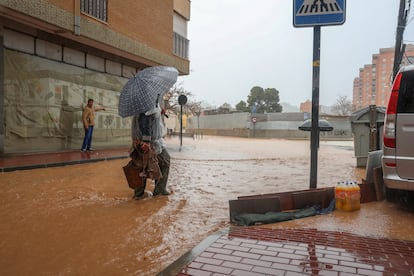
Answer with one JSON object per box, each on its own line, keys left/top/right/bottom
{"left": 187, "top": 112, "right": 352, "bottom": 140}
{"left": 2, "top": 48, "right": 131, "bottom": 154}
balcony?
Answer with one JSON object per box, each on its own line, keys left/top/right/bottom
{"left": 173, "top": 32, "right": 189, "bottom": 60}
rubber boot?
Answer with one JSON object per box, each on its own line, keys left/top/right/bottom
{"left": 134, "top": 186, "right": 145, "bottom": 199}
{"left": 154, "top": 148, "right": 171, "bottom": 196}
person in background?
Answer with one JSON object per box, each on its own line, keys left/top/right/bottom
{"left": 81, "top": 99, "right": 105, "bottom": 152}
{"left": 131, "top": 103, "right": 171, "bottom": 198}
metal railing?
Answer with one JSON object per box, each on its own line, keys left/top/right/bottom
{"left": 173, "top": 32, "right": 189, "bottom": 60}
{"left": 81, "top": 0, "right": 107, "bottom": 22}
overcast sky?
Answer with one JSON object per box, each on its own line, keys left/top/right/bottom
{"left": 178, "top": 0, "right": 414, "bottom": 109}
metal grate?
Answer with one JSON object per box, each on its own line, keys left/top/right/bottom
{"left": 81, "top": 0, "right": 107, "bottom": 22}
{"left": 173, "top": 32, "right": 189, "bottom": 60}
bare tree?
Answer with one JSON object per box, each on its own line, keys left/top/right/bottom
{"left": 164, "top": 82, "right": 202, "bottom": 115}
{"left": 331, "top": 95, "right": 353, "bottom": 116}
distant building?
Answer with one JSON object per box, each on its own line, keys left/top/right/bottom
{"left": 300, "top": 100, "right": 312, "bottom": 113}
{"left": 0, "top": 0, "right": 190, "bottom": 154}
{"left": 204, "top": 107, "right": 231, "bottom": 115}
{"left": 299, "top": 100, "right": 325, "bottom": 114}
{"left": 280, "top": 102, "right": 299, "bottom": 113}
{"left": 353, "top": 45, "right": 414, "bottom": 110}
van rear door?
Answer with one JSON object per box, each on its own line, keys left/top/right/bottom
{"left": 396, "top": 70, "right": 414, "bottom": 180}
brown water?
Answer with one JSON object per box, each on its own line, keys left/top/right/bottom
{"left": 1, "top": 136, "right": 413, "bottom": 275}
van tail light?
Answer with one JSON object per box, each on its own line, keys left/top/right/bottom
{"left": 383, "top": 72, "right": 401, "bottom": 148}
{"left": 384, "top": 114, "right": 396, "bottom": 148}
{"left": 384, "top": 162, "right": 397, "bottom": 167}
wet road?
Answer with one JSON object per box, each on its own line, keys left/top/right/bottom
{"left": 1, "top": 136, "right": 413, "bottom": 275}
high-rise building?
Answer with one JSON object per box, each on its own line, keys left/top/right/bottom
{"left": 353, "top": 45, "right": 414, "bottom": 110}
{"left": 0, "top": 0, "right": 190, "bottom": 154}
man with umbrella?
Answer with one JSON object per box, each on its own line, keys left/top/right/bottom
{"left": 131, "top": 104, "right": 171, "bottom": 197}
{"left": 119, "top": 66, "right": 178, "bottom": 198}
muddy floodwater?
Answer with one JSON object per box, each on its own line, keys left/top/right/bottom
{"left": 1, "top": 136, "right": 414, "bottom": 275}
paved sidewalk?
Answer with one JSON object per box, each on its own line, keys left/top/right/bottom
{"left": 162, "top": 227, "right": 414, "bottom": 276}
{"left": 0, "top": 148, "right": 129, "bottom": 172}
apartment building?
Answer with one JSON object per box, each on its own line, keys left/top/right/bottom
{"left": 299, "top": 99, "right": 312, "bottom": 113}
{"left": 0, "top": 0, "right": 190, "bottom": 154}
{"left": 353, "top": 45, "right": 414, "bottom": 110}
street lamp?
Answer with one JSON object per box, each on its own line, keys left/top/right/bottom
{"left": 178, "top": 95, "right": 187, "bottom": 151}
{"left": 162, "top": 93, "right": 171, "bottom": 136}
{"left": 195, "top": 107, "right": 201, "bottom": 140}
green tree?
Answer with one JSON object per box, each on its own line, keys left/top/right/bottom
{"left": 247, "top": 86, "right": 282, "bottom": 113}
{"left": 235, "top": 100, "right": 249, "bottom": 112}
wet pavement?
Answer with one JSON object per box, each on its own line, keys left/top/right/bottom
{"left": 171, "top": 227, "right": 414, "bottom": 275}
{"left": 0, "top": 147, "right": 130, "bottom": 172}
{"left": 1, "top": 136, "right": 414, "bottom": 275}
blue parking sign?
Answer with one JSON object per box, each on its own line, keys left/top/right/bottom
{"left": 293, "top": 0, "right": 346, "bottom": 27}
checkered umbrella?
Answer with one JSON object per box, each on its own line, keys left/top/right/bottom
{"left": 118, "top": 66, "right": 178, "bottom": 117}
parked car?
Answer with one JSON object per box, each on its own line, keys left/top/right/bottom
{"left": 382, "top": 65, "right": 414, "bottom": 192}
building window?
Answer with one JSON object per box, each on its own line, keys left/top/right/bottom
{"left": 81, "top": 0, "right": 107, "bottom": 22}
{"left": 173, "top": 32, "right": 189, "bottom": 59}
{"left": 173, "top": 12, "right": 189, "bottom": 59}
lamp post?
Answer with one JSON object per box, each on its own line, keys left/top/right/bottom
{"left": 178, "top": 95, "right": 187, "bottom": 151}
{"left": 195, "top": 108, "right": 201, "bottom": 140}
{"left": 162, "top": 92, "right": 171, "bottom": 137}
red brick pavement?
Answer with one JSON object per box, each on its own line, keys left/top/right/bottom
{"left": 176, "top": 227, "right": 414, "bottom": 276}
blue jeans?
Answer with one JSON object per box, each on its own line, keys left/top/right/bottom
{"left": 81, "top": 126, "right": 94, "bottom": 150}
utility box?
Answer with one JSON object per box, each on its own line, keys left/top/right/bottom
{"left": 350, "top": 105, "right": 385, "bottom": 167}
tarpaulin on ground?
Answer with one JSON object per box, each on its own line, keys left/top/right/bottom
{"left": 231, "top": 200, "right": 335, "bottom": 226}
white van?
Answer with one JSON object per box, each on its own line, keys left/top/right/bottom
{"left": 382, "top": 65, "right": 414, "bottom": 191}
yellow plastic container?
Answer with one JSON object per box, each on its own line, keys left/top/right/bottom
{"left": 335, "top": 181, "right": 360, "bottom": 211}
{"left": 343, "top": 183, "right": 353, "bottom": 211}
{"left": 335, "top": 182, "right": 344, "bottom": 210}
{"left": 350, "top": 182, "right": 361, "bottom": 211}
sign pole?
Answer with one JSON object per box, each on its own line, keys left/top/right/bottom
{"left": 310, "top": 25, "right": 321, "bottom": 189}
{"left": 293, "top": 0, "right": 346, "bottom": 189}
{"left": 178, "top": 95, "right": 188, "bottom": 152}
{"left": 180, "top": 104, "right": 183, "bottom": 151}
